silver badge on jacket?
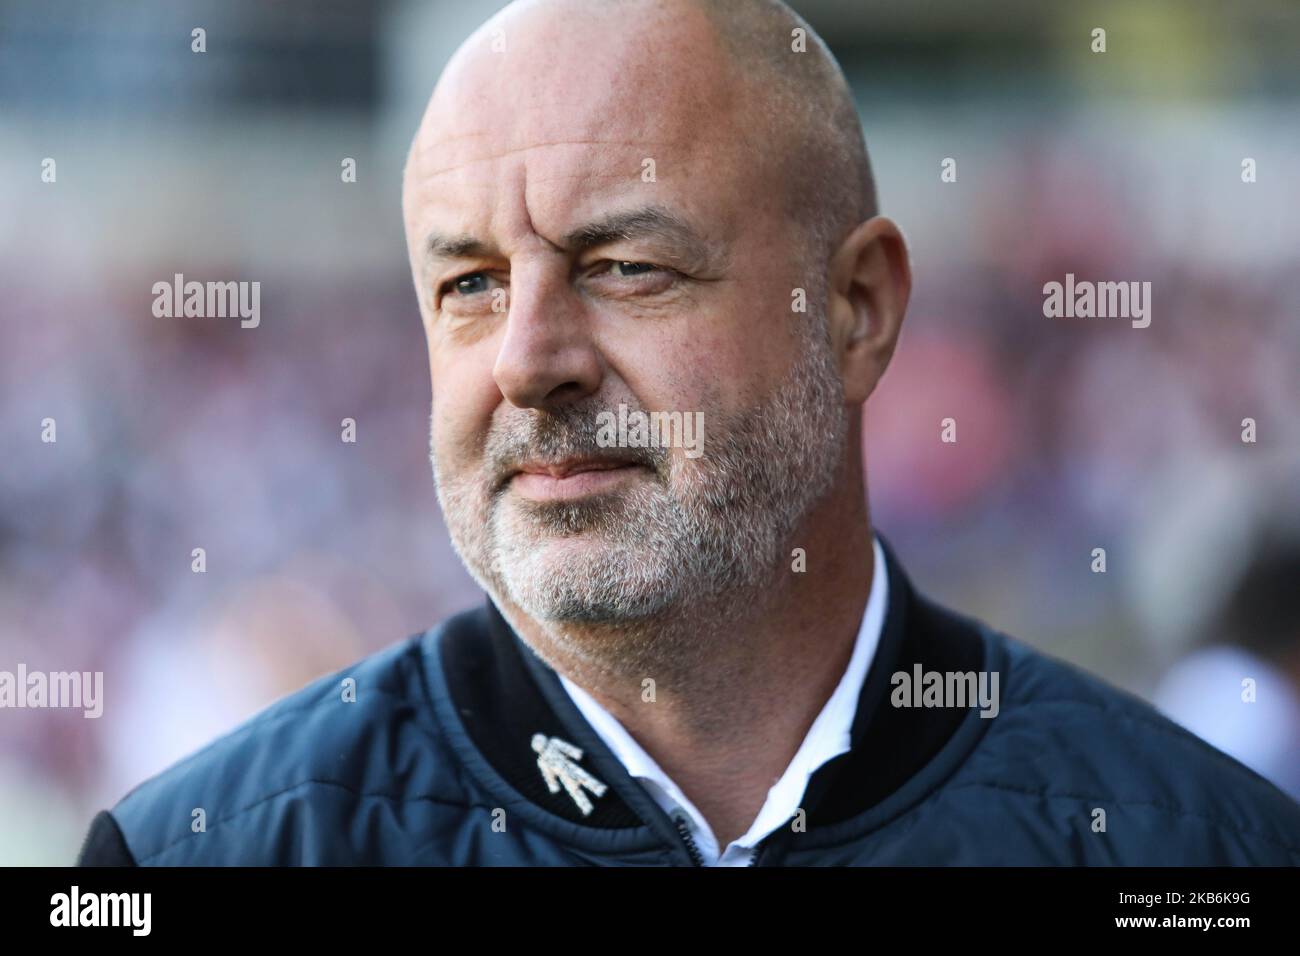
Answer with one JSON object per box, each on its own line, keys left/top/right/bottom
{"left": 532, "top": 734, "right": 607, "bottom": 816}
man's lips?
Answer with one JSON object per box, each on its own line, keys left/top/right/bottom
{"left": 516, "top": 457, "right": 638, "bottom": 479}
{"left": 507, "top": 457, "right": 647, "bottom": 500}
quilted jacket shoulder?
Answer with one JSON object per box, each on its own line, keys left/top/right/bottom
{"left": 801, "top": 628, "right": 1300, "bottom": 865}
{"left": 101, "top": 633, "right": 474, "bottom": 865}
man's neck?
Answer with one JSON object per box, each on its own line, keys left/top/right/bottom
{"left": 502, "top": 475, "right": 876, "bottom": 849}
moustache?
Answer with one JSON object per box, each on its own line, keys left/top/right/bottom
{"left": 486, "top": 404, "right": 671, "bottom": 493}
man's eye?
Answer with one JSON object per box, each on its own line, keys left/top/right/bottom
{"left": 608, "top": 261, "right": 659, "bottom": 278}
{"left": 446, "top": 273, "right": 489, "bottom": 296}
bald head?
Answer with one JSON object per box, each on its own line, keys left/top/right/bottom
{"left": 692, "top": 0, "right": 878, "bottom": 258}
{"left": 405, "top": 0, "right": 875, "bottom": 276}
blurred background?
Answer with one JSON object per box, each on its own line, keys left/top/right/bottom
{"left": 1, "top": 0, "right": 1298, "bottom": 864}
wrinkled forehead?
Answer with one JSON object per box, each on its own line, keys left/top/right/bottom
{"left": 402, "top": 5, "right": 762, "bottom": 241}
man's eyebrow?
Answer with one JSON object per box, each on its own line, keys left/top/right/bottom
{"left": 423, "top": 205, "right": 721, "bottom": 269}
{"left": 425, "top": 234, "right": 491, "bottom": 261}
{"left": 561, "top": 206, "right": 709, "bottom": 259}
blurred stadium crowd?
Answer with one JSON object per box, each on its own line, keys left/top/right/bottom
{"left": 1, "top": 0, "right": 1298, "bottom": 863}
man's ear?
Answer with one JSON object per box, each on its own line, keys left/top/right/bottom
{"left": 825, "top": 216, "right": 912, "bottom": 406}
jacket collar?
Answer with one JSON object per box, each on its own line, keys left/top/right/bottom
{"left": 433, "top": 532, "right": 989, "bottom": 861}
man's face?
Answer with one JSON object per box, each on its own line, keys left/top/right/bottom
{"left": 403, "top": 4, "right": 848, "bottom": 629}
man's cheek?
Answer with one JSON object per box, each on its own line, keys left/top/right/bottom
{"left": 443, "top": 400, "right": 499, "bottom": 474}
{"left": 429, "top": 403, "right": 465, "bottom": 467}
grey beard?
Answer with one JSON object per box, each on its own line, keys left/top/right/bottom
{"left": 430, "top": 320, "right": 848, "bottom": 679}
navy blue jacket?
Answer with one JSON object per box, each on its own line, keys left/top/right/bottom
{"left": 77, "top": 537, "right": 1300, "bottom": 865}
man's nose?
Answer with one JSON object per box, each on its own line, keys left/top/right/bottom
{"left": 492, "top": 270, "right": 603, "bottom": 409}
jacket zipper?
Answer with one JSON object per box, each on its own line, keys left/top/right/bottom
{"left": 671, "top": 813, "right": 705, "bottom": 867}
{"left": 671, "top": 813, "right": 770, "bottom": 867}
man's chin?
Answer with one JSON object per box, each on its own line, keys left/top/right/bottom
{"left": 500, "top": 531, "right": 638, "bottom": 585}
{"left": 493, "top": 535, "right": 681, "bottom": 625}
{"left": 502, "top": 489, "right": 641, "bottom": 536}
